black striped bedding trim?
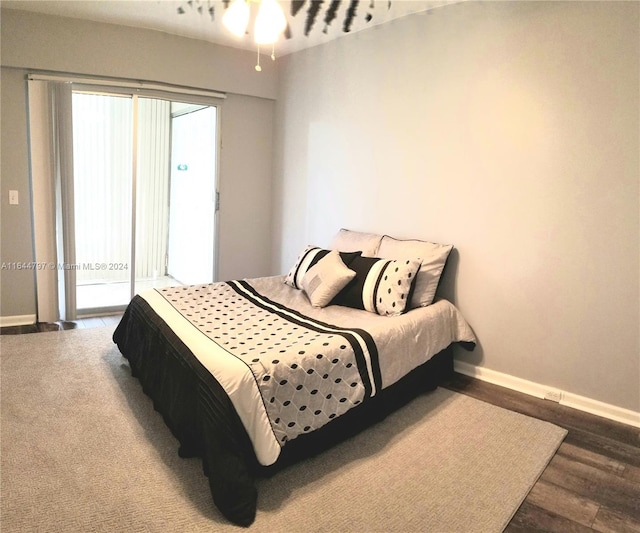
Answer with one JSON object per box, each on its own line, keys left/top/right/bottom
{"left": 292, "top": 247, "right": 326, "bottom": 289}
{"left": 371, "top": 260, "right": 392, "bottom": 315}
{"left": 227, "top": 280, "right": 383, "bottom": 398}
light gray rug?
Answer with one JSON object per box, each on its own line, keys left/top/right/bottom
{"left": 1, "top": 327, "right": 566, "bottom": 532}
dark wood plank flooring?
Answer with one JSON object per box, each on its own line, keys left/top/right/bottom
{"left": 443, "top": 373, "right": 640, "bottom": 533}
{"left": 0, "top": 314, "right": 121, "bottom": 334}
{"left": 2, "top": 318, "right": 638, "bottom": 531}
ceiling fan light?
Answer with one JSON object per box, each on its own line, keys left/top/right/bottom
{"left": 222, "top": 0, "right": 250, "bottom": 38}
{"left": 254, "top": 0, "right": 287, "bottom": 45}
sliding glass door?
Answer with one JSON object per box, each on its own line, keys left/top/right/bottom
{"left": 71, "top": 91, "right": 218, "bottom": 314}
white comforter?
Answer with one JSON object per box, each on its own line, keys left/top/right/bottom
{"left": 138, "top": 276, "right": 476, "bottom": 466}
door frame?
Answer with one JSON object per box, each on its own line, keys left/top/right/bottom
{"left": 28, "top": 73, "right": 225, "bottom": 320}
{"left": 74, "top": 87, "right": 223, "bottom": 316}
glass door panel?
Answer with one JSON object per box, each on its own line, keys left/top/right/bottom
{"left": 167, "top": 105, "right": 217, "bottom": 285}
{"left": 71, "top": 92, "right": 218, "bottom": 315}
{"left": 72, "top": 92, "right": 133, "bottom": 312}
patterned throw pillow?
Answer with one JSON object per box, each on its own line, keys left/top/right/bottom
{"left": 376, "top": 236, "right": 453, "bottom": 308}
{"left": 332, "top": 256, "right": 422, "bottom": 316}
{"left": 301, "top": 250, "right": 357, "bottom": 308}
{"left": 284, "top": 245, "right": 360, "bottom": 289}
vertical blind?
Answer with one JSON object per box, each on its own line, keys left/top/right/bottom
{"left": 72, "top": 93, "right": 133, "bottom": 284}
{"left": 135, "top": 98, "right": 171, "bottom": 281}
{"left": 28, "top": 80, "right": 59, "bottom": 323}
{"left": 72, "top": 95, "right": 171, "bottom": 284}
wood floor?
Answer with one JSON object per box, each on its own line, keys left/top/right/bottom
{"left": 0, "top": 314, "right": 122, "bottom": 334}
{"left": 444, "top": 374, "right": 640, "bottom": 533}
{"left": 2, "top": 318, "right": 639, "bottom": 532}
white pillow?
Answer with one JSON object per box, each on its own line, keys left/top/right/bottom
{"left": 329, "top": 228, "right": 383, "bottom": 257}
{"left": 376, "top": 236, "right": 453, "bottom": 308}
{"left": 284, "top": 245, "right": 360, "bottom": 289}
{"left": 301, "top": 250, "right": 356, "bottom": 308}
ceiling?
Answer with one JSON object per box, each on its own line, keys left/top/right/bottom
{"left": 2, "top": 0, "right": 460, "bottom": 56}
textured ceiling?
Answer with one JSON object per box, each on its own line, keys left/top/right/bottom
{"left": 2, "top": 0, "right": 461, "bottom": 56}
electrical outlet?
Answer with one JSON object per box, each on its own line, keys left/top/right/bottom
{"left": 544, "top": 389, "right": 563, "bottom": 403}
{"left": 9, "top": 190, "right": 19, "bottom": 205}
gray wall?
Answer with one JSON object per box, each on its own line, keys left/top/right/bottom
{"left": 1, "top": 68, "right": 36, "bottom": 317}
{"left": 0, "top": 9, "right": 276, "bottom": 318}
{"left": 272, "top": 1, "right": 639, "bottom": 412}
{"left": 0, "top": 9, "right": 277, "bottom": 99}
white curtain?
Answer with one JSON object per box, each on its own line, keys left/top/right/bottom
{"left": 28, "top": 79, "right": 77, "bottom": 321}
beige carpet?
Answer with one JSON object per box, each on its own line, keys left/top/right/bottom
{"left": 1, "top": 327, "right": 566, "bottom": 532}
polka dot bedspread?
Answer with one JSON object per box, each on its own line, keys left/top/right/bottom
{"left": 135, "top": 276, "right": 476, "bottom": 467}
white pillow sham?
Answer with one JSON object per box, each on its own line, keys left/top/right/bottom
{"left": 329, "top": 228, "right": 383, "bottom": 257}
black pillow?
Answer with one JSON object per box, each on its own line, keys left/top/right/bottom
{"left": 332, "top": 255, "right": 422, "bottom": 316}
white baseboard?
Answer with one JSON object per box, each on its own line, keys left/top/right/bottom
{"left": 0, "top": 314, "right": 37, "bottom": 327}
{"left": 454, "top": 360, "right": 640, "bottom": 429}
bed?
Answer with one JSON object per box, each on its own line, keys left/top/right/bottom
{"left": 113, "top": 230, "right": 476, "bottom": 526}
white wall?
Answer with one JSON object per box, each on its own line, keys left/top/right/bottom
{"left": 272, "top": 1, "right": 639, "bottom": 412}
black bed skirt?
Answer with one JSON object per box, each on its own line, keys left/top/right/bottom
{"left": 113, "top": 295, "right": 455, "bottom": 526}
